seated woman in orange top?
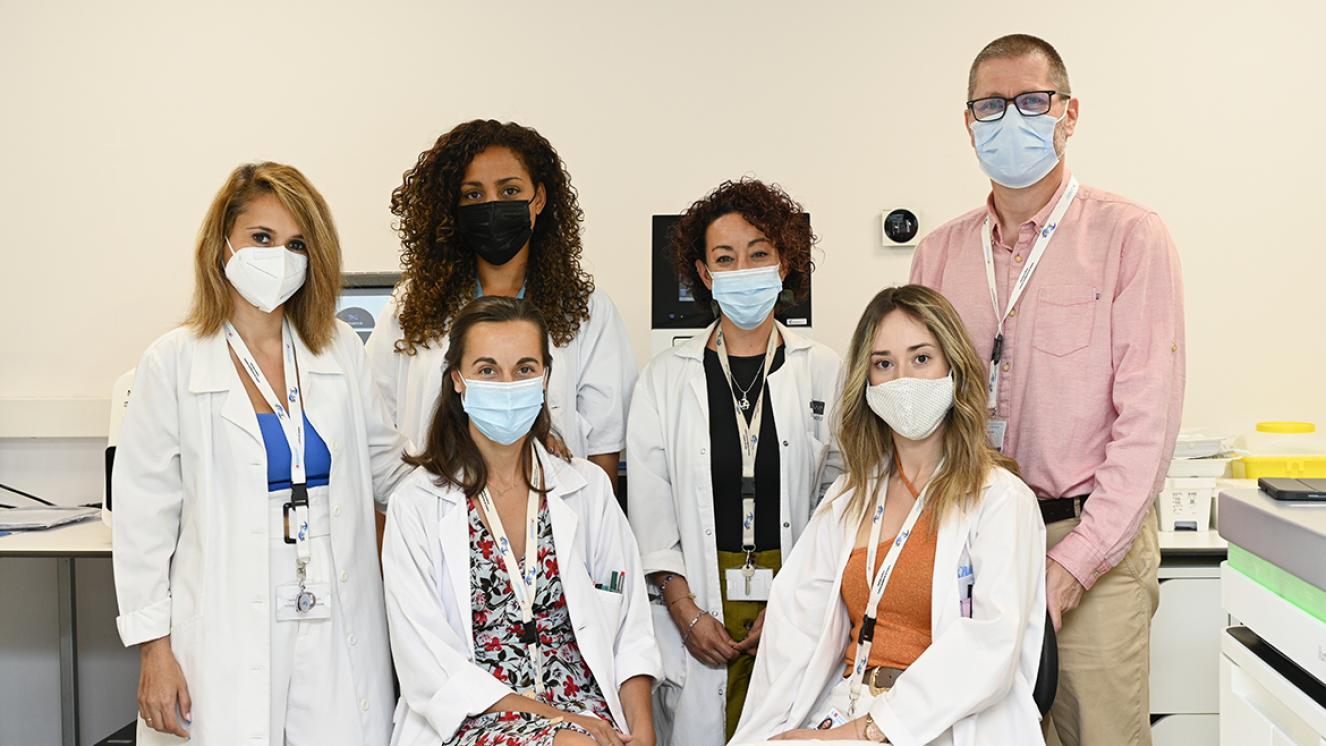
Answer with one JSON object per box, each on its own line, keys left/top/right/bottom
{"left": 731, "top": 285, "right": 1048, "bottom": 746}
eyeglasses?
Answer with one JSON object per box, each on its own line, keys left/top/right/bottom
{"left": 966, "top": 90, "right": 1070, "bottom": 122}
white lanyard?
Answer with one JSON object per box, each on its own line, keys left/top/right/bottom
{"left": 714, "top": 326, "right": 779, "bottom": 563}
{"left": 845, "top": 461, "right": 941, "bottom": 716}
{"left": 224, "top": 320, "right": 318, "bottom": 613}
{"left": 474, "top": 464, "right": 546, "bottom": 696}
{"left": 980, "top": 177, "right": 1079, "bottom": 410}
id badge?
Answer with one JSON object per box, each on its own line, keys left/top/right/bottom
{"left": 724, "top": 566, "right": 773, "bottom": 601}
{"left": 809, "top": 706, "right": 849, "bottom": 730}
{"left": 986, "top": 418, "right": 1008, "bottom": 451}
{"left": 275, "top": 582, "right": 331, "bottom": 621}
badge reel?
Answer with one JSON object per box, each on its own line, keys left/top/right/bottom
{"left": 277, "top": 484, "right": 330, "bottom": 621}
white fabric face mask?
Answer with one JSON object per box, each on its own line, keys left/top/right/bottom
{"left": 224, "top": 239, "right": 308, "bottom": 313}
{"left": 865, "top": 372, "right": 955, "bottom": 441}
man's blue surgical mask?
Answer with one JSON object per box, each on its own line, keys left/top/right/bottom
{"left": 970, "top": 107, "right": 1066, "bottom": 189}
{"left": 461, "top": 376, "right": 545, "bottom": 446}
{"left": 710, "top": 265, "right": 783, "bottom": 330}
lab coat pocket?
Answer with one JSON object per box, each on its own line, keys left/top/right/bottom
{"left": 650, "top": 601, "right": 689, "bottom": 689}
{"left": 594, "top": 587, "right": 624, "bottom": 630}
{"left": 1032, "top": 285, "right": 1097, "bottom": 357}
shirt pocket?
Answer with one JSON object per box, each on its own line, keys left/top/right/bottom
{"left": 1032, "top": 285, "right": 1098, "bottom": 357}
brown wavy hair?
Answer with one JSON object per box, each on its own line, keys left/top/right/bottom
{"left": 404, "top": 296, "right": 570, "bottom": 499}
{"left": 671, "top": 178, "right": 815, "bottom": 309}
{"left": 834, "top": 285, "right": 1019, "bottom": 525}
{"left": 184, "top": 162, "right": 341, "bottom": 352}
{"left": 390, "top": 120, "right": 594, "bottom": 352}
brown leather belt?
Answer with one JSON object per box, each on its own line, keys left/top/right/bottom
{"left": 842, "top": 665, "right": 904, "bottom": 695}
{"left": 1039, "top": 495, "right": 1090, "bottom": 524}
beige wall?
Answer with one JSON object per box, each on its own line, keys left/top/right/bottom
{"left": 3, "top": 1, "right": 1324, "bottom": 436}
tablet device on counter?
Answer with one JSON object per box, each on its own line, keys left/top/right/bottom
{"left": 1258, "top": 477, "right": 1326, "bottom": 502}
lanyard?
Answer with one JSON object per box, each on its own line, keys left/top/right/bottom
{"left": 846, "top": 457, "right": 941, "bottom": 715}
{"left": 980, "top": 177, "right": 1079, "bottom": 410}
{"left": 474, "top": 464, "right": 546, "bottom": 696}
{"left": 224, "top": 318, "right": 315, "bottom": 551}
{"left": 714, "top": 326, "right": 779, "bottom": 564}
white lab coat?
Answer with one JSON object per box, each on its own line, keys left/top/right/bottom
{"left": 625, "top": 322, "right": 844, "bottom": 745}
{"left": 381, "top": 442, "right": 662, "bottom": 746}
{"left": 365, "top": 289, "right": 636, "bottom": 458}
{"left": 112, "top": 321, "right": 414, "bottom": 746}
{"left": 731, "top": 467, "right": 1047, "bottom": 746}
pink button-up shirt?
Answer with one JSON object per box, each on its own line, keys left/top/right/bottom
{"left": 910, "top": 171, "right": 1185, "bottom": 589}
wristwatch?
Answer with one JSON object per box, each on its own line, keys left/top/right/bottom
{"left": 863, "top": 713, "right": 886, "bottom": 742}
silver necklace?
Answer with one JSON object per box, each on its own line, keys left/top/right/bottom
{"left": 731, "top": 367, "right": 763, "bottom": 412}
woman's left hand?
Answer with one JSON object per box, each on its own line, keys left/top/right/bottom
{"left": 733, "top": 607, "right": 767, "bottom": 655}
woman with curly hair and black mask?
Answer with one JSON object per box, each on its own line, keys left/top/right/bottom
{"left": 366, "top": 120, "right": 635, "bottom": 488}
{"left": 626, "top": 178, "right": 844, "bottom": 745}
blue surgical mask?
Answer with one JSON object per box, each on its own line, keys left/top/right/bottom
{"left": 970, "top": 107, "right": 1066, "bottom": 189}
{"left": 461, "top": 377, "right": 545, "bottom": 446}
{"left": 710, "top": 265, "right": 783, "bottom": 330}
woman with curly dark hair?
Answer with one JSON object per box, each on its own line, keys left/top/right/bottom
{"left": 625, "top": 178, "right": 844, "bottom": 744}
{"left": 366, "top": 120, "right": 635, "bottom": 488}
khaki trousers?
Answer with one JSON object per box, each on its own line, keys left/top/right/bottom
{"left": 1044, "top": 509, "right": 1160, "bottom": 746}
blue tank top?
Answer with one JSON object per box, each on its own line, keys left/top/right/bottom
{"left": 256, "top": 412, "right": 332, "bottom": 493}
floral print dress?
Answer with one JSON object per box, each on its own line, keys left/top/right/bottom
{"left": 443, "top": 498, "right": 613, "bottom": 746}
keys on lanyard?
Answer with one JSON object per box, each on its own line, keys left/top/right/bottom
{"left": 224, "top": 319, "right": 318, "bottom": 615}
{"left": 846, "top": 456, "right": 941, "bottom": 716}
{"left": 474, "top": 463, "right": 547, "bottom": 696}
{"left": 715, "top": 327, "right": 780, "bottom": 602}
{"left": 980, "top": 177, "right": 1079, "bottom": 411}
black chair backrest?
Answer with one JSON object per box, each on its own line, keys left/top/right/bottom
{"left": 1033, "top": 610, "right": 1058, "bottom": 716}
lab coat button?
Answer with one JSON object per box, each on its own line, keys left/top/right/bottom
{"left": 700, "top": 448, "right": 707, "bottom": 455}
{"left": 782, "top": 440, "right": 789, "bottom": 447}
{"left": 348, "top": 633, "right": 358, "bottom": 646}
{"left": 340, "top": 570, "right": 349, "bottom": 583}
{"left": 783, "top": 522, "right": 790, "bottom": 528}
{"left": 333, "top": 504, "right": 342, "bottom": 517}
{"left": 360, "top": 699, "right": 370, "bottom": 711}
{"left": 705, "top": 529, "right": 712, "bottom": 536}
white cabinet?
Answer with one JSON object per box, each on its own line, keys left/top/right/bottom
{"left": 1152, "top": 713, "right": 1218, "bottom": 745}
{"left": 1149, "top": 542, "right": 1226, "bottom": 745}
{"left": 1151, "top": 574, "right": 1223, "bottom": 714}
{"left": 1221, "top": 635, "right": 1326, "bottom": 744}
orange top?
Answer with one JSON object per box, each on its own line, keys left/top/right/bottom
{"left": 841, "top": 508, "right": 936, "bottom": 670}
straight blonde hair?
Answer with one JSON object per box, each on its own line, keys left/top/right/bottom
{"left": 184, "top": 162, "right": 342, "bottom": 352}
{"left": 835, "top": 285, "right": 1019, "bottom": 524}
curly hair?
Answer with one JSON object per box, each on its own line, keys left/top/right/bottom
{"left": 390, "top": 119, "right": 594, "bottom": 351}
{"left": 671, "top": 178, "right": 816, "bottom": 309}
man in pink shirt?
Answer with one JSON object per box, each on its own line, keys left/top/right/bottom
{"left": 909, "top": 34, "right": 1184, "bottom": 746}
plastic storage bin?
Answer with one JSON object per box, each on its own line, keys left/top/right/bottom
{"left": 1236, "top": 421, "right": 1326, "bottom": 479}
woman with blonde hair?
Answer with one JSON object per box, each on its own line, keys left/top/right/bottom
{"left": 113, "top": 162, "right": 412, "bottom": 745}
{"left": 731, "top": 285, "right": 1046, "bottom": 746}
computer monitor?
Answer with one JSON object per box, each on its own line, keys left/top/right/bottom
{"left": 337, "top": 272, "right": 400, "bottom": 343}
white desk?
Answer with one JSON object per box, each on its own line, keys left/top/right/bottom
{"left": 0, "top": 518, "right": 111, "bottom": 746}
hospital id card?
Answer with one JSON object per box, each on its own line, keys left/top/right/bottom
{"left": 724, "top": 566, "right": 773, "bottom": 601}
{"left": 275, "top": 582, "right": 332, "bottom": 621}
{"left": 986, "top": 418, "right": 1007, "bottom": 451}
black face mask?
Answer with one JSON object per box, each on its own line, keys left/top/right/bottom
{"left": 456, "top": 199, "right": 534, "bottom": 266}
